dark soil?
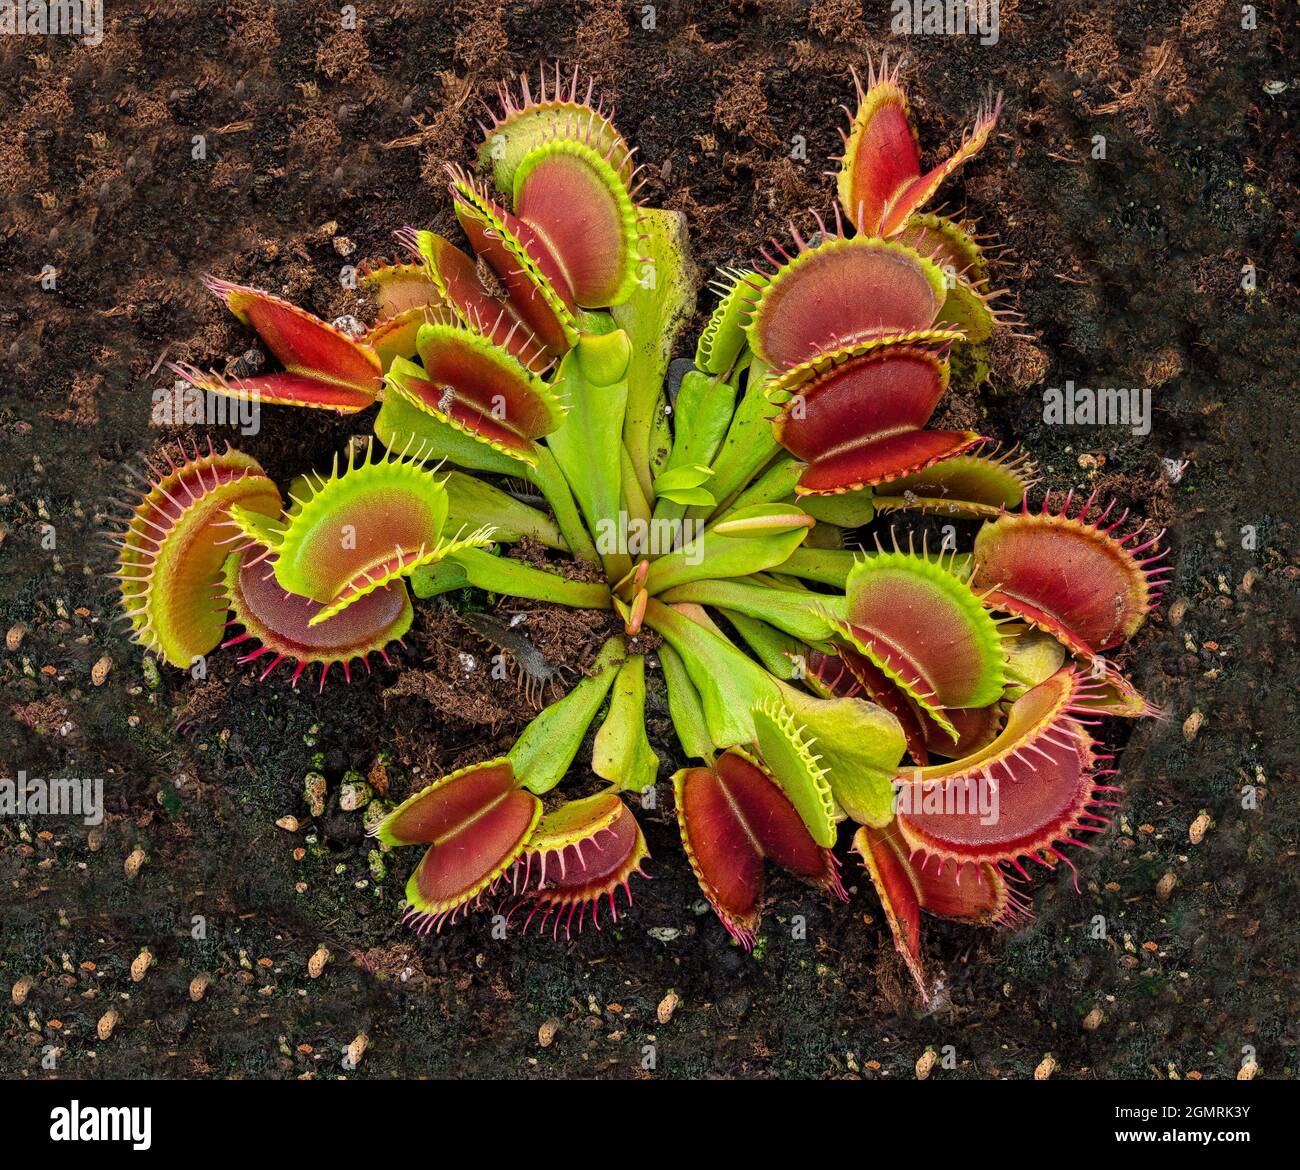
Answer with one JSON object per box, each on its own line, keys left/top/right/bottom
{"left": 2, "top": 1, "right": 1297, "bottom": 1080}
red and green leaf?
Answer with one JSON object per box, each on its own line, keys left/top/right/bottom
{"left": 774, "top": 346, "right": 952, "bottom": 455}
{"left": 795, "top": 429, "right": 987, "bottom": 496}
{"left": 873, "top": 443, "right": 1037, "bottom": 518}
{"left": 894, "top": 213, "right": 1003, "bottom": 341}
{"left": 385, "top": 358, "right": 540, "bottom": 467}
{"left": 449, "top": 167, "right": 579, "bottom": 357}
{"left": 746, "top": 234, "right": 947, "bottom": 369}
{"left": 221, "top": 542, "right": 413, "bottom": 689}
{"left": 359, "top": 260, "right": 444, "bottom": 319}
{"left": 895, "top": 669, "right": 1115, "bottom": 873}
{"left": 767, "top": 340, "right": 984, "bottom": 494}
{"left": 477, "top": 64, "right": 634, "bottom": 197}
{"left": 375, "top": 759, "right": 543, "bottom": 932}
{"left": 414, "top": 320, "right": 566, "bottom": 445}
{"left": 267, "top": 441, "right": 491, "bottom": 622}
{"left": 397, "top": 228, "right": 550, "bottom": 365}
{"left": 837, "top": 57, "right": 1002, "bottom": 237}
{"left": 512, "top": 791, "right": 650, "bottom": 935}
{"left": 852, "top": 822, "right": 930, "bottom": 997}
{"left": 854, "top": 823, "right": 1026, "bottom": 999}
{"left": 374, "top": 370, "right": 533, "bottom": 476}
{"left": 674, "top": 749, "right": 844, "bottom": 949}
{"left": 875, "top": 92, "right": 1002, "bottom": 237}
{"left": 513, "top": 139, "right": 641, "bottom": 307}
{"left": 176, "top": 278, "right": 382, "bottom": 412}
{"left": 836, "top": 56, "right": 922, "bottom": 236}
{"left": 838, "top": 548, "right": 1008, "bottom": 728}
{"left": 971, "top": 493, "right": 1169, "bottom": 655}
{"left": 112, "top": 442, "right": 282, "bottom": 669}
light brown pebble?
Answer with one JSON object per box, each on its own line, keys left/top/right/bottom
{"left": 538, "top": 1017, "right": 561, "bottom": 1047}
{"left": 346, "top": 1033, "right": 368, "bottom": 1067}
{"left": 1034, "top": 1054, "right": 1057, "bottom": 1080}
{"left": 308, "top": 946, "right": 330, "bottom": 979}
{"left": 339, "top": 779, "right": 372, "bottom": 811}
{"left": 189, "top": 973, "right": 212, "bottom": 1002}
{"left": 656, "top": 989, "right": 680, "bottom": 1025}
{"left": 1167, "top": 598, "right": 1188, "bottom": 626}
{"left": 97, "top": 1009, "right": 120, "bottom": 1040}
{"left": 130, "top": 950, "right": 153, "bottom": 982}
{"left": 123, "top": 848, "right": 146, "bottom": 879}
{"left": 276, "top": 815, "right": 300, "bottom": 832}
{"left": 1182, "top": 710, "right": 1204, "bottom": 741}
{"left": 91, "top": 655, "right": 113, "bottom": 686}
{"left": 5, "top": 624, "right": 24, "bottom": 651}
{"left": 1237, "top": 1061, "right": 1258, "bottom": 1081}
{"left": 11, "top": 976, "right": 34, "bottom": 1005}
{"left": 1188, "top": 813, "right": 1212, "bottom": 845}
{"left": 915, "top": 1049, "right": 938, "bottom": 1080}
{"left": 1082, "top": 1008, "right": 1105, "bottom": 1031}
{"left": 1156, "top": 872, "right": 1177, "bottom": 900}
{"left": 303, "top": 773, "right": 327, "bottom": 818}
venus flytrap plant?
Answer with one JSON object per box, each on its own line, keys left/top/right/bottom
{"left": 111, "top": 63, "right": 1169, "bottom": 990}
